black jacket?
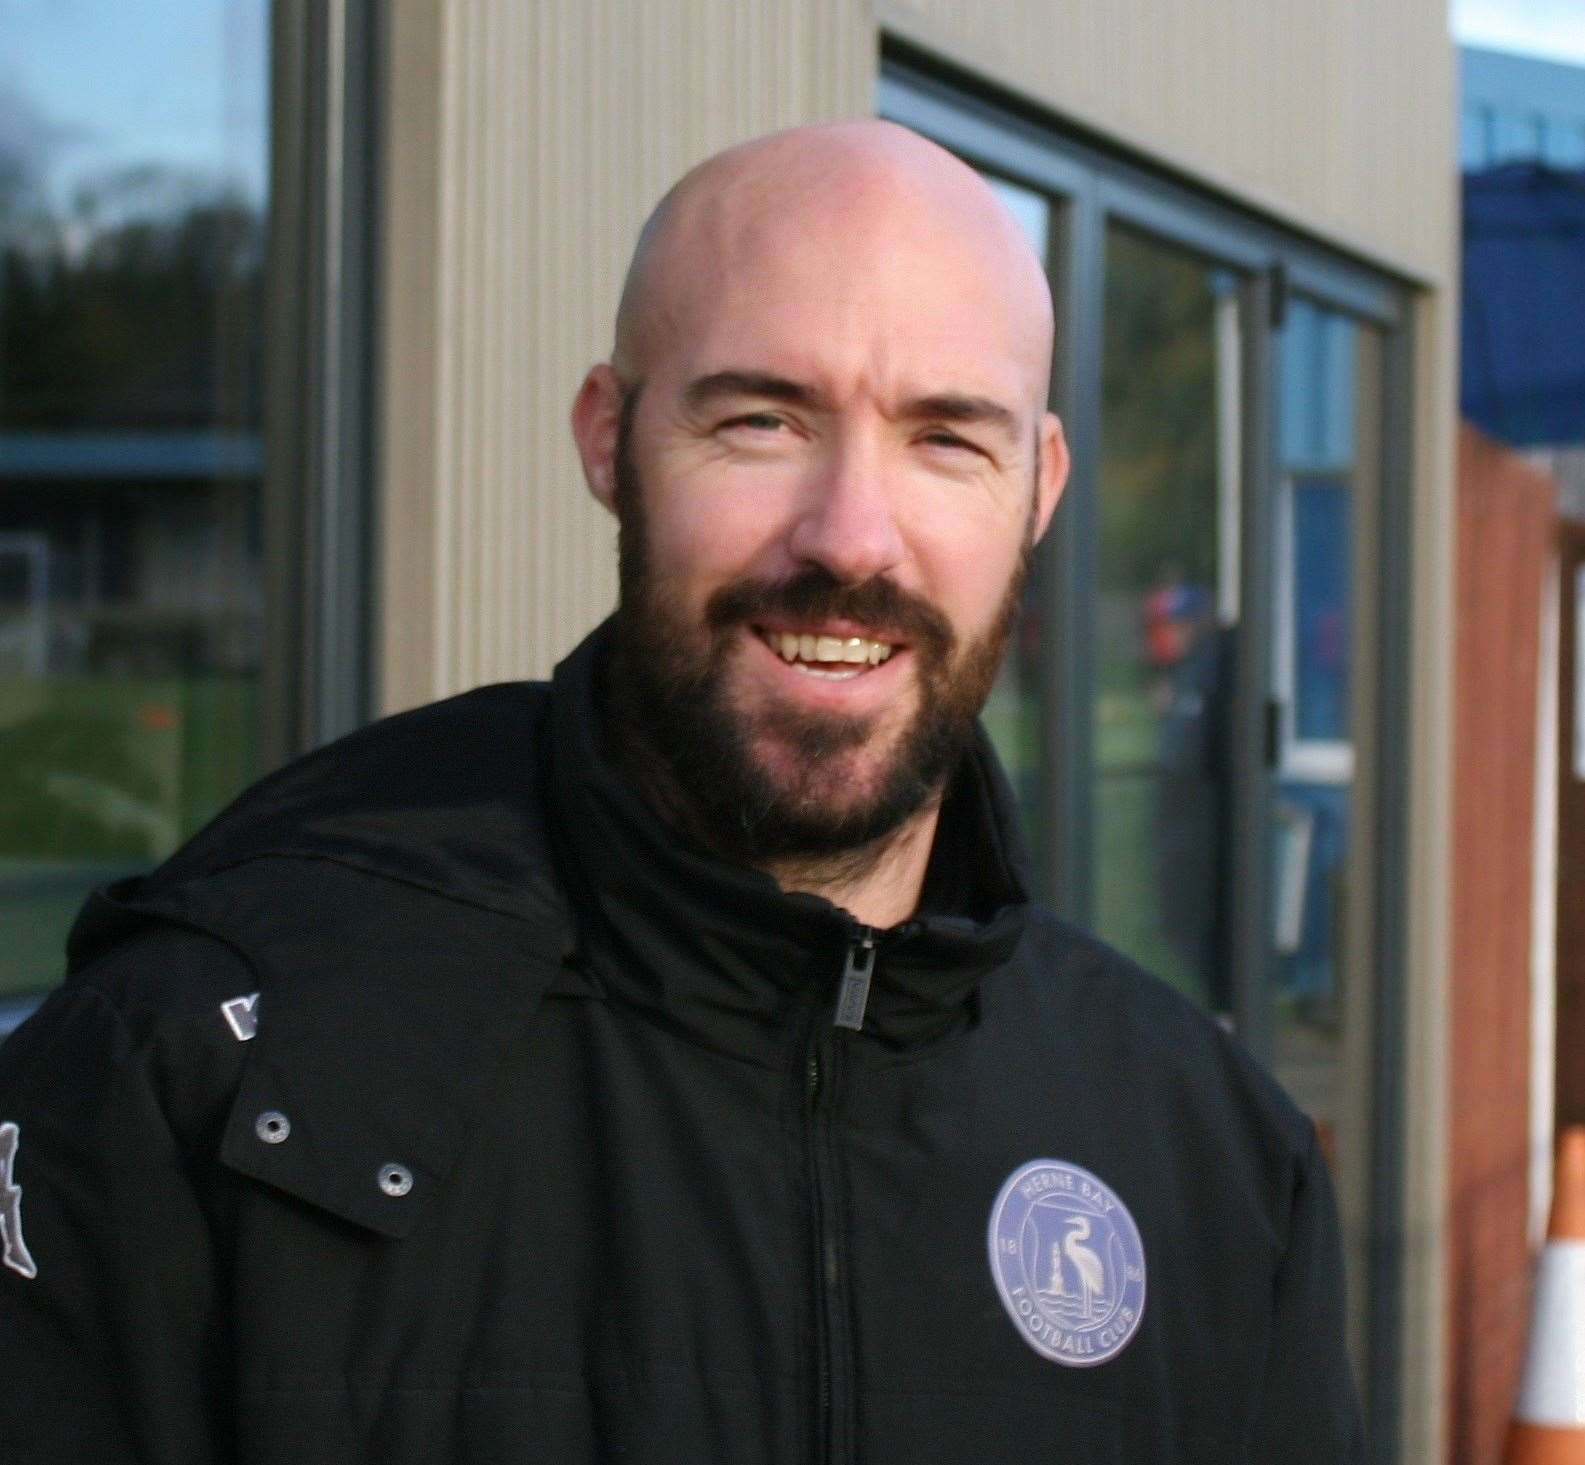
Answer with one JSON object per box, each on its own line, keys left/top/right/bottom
{"left": 0, "top": 624, "right": 1363, "bottom": 1462}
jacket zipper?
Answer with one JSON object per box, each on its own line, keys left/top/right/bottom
{"left": 805, "top": 923, "right": 875, "bottom": 1464}
{"left": 833, "top": 927, "right": 876, "bottom": 1032}
{"left": 805, "top": 1019, "right": 835, "bottom": 1464}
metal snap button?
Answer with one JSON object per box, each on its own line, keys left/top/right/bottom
{"left": 255, "top": 1110, "right": 291, "bottom": 1145}
{"left": 378, "top": 1163, "right": 413, "bottom": 1198}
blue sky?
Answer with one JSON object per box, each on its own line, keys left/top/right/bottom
{"left": 1452, "top": 0, "right": 1585, "bottom": 65}
{"left": 0, "top": 0, "right": 269, "bottom": 210}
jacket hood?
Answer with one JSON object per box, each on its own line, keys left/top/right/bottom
{"left": 67, "top": 680, "right": 574, "bottom": 974}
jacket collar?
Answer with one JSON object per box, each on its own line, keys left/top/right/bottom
{"left": 544, "top": 619, "right": 1032, "bottom": 1062}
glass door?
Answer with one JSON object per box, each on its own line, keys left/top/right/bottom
{"left": 1269, "top": 298, "right": 1386, "bottom": 1368}
{"left": 1091, "top": 224, "right": 1245, "bottom": 1017}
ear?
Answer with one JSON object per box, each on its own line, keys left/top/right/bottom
{"left": 570, "top": 363, "right": 627, "bottom": 516}
{"left": 1032, "top": 411, "right": 1070, "bottom": 544}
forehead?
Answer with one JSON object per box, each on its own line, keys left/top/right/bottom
{"left": 639, "top": 181, "right": 1050, "bottom": 407}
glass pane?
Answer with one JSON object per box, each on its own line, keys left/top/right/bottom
{"left": 1271, "top": 301, "right": 1383, "bottom": 1360}
{"left": 1291, "top": 477, "right": 1352, "bottom": 742}
{"left": 982, "top": 559, "right": 1051, "bottom": 880}
{"left": 1092, "top": 226, "right": 1240, "bottom": 1013}
{"left": 978, "top": 176, "right": 1053, "bottom": 879}
{"left": 0, "top": 2, "right": 269, "bottom": 997}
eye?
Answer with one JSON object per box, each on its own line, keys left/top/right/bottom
{"left": 919, "top": 428, "right": 985, "bottom": 457}
{"left": 721, "top": 411, "right": 788, "bottom": 434}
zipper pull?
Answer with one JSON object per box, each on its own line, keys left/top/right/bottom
{"left": 833, "top": 926, "right": 877, "bottom": 1032}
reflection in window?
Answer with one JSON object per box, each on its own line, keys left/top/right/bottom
{"left": 1273, "top": 303, "right": 1369, "bottom": 1033}
{"left": 1290, "top": 477, "right": 1352, "bottom": 744}
{"left": 1270, "top": 305, "right": 1383, "bottom": 1342}
{"left": 978, "top": 175, "right": 1053, "bottom": 880}
{"left": 1093, "top": 226, "right": 1240, "bottom": 1012}
{"left": 0, "top": 3, "right": 269, "bottom": 997}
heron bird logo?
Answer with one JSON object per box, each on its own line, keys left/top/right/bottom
{"left": 1037, "top": 1209, "right": 1113, "bottom": 1323}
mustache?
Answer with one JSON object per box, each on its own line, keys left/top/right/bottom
{"left": 705, "top": 569, "right": 956, "bottom": 655}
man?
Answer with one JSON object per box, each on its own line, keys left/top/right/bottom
{"left": 0, "top": 122, "right": 1362, "bottom": 1461}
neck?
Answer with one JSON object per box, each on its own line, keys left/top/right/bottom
{"left": 762, "top": 803, "right": 941, "bottom": 928}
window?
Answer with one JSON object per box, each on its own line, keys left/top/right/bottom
{"left": 0, "top": 4, "right": 270, "bottom": 1003}
{"left": 0, "top": 0, "right": 375, "bottom": 1011}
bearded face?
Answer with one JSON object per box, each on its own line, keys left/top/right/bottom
{"left": 607, "top": 396, "right": 1031, "bottom": 867}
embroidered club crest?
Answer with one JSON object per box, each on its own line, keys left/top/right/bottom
{"left": 987, "top": 1158, "right": 1145, "bottom": 1367}
{"left": 0, "top": 1121, "right": 38, "bottom": 1279}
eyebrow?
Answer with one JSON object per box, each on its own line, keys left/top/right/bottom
{"left": 904, "top": 393, "right": 1019, "bottom": 440}
{"left": 682, "top": 371, "right": 825, "bottom": 412}
{"left": 682, "top": 371, "right": 1021, "bottom": 440}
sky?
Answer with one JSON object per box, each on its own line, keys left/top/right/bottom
{"left": 1452, "top": 0, "right": 1585, "bottom": 66}
{"left": 0, "top": 0, "right": 269, "bottom": 212}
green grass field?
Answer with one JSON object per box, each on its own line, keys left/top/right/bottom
{"left": 0, "top": 676, "right": 258, "bottom": 999}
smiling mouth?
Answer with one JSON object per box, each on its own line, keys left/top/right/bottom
{"left": 756, "top": 628, "right": 896, "bottom": 681}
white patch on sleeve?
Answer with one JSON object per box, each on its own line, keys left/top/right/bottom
{"left": 0, "top": 1121, "right": 38, "bottom": 1279}
{"left": 220, "top": 992, "right": 260, "bottom": 1042}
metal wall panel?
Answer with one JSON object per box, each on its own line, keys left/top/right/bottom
{"left": 379, "top": 0, "right": 873, "bottom": 709}
{"left": 880, "top": 0, "right": 1456, "bottom": 287}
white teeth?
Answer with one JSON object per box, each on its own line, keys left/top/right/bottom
{"left": 763, "top": 629, "right": 894, "bottom": 669}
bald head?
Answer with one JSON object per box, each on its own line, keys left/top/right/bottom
{"left": 612, "top": 120, "right": 1054, "bottom": 391}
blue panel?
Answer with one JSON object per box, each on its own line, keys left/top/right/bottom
{"left": 1462, "top": 46, "right": 1585, "bottom": 136}
{"left": 1280, "top": 301, "right": 1356, "bottom": 472}
{"left": 0, "top": 433, "right": 264, "bottom": 480}
{"left": 1546, "top": 121, "right": 1585, "bottom": 168}
{"left": 1460, "top": 46, "right": 1585, "bottom": 170}
{"left": 1292, "top": 478, "right": 1352, "bottom": 743}
{"left": 1461, "top": 163, "right": 1585, "bottom": 447}
{"left": 1320, "top": 315, "right": 1356, "bottom": 467}
{"left": 1460, "top": 106, "right": 1492, "bottom": 169}
{"left": 1279, "top": 302, "right": 1319, "bottom": 468}
{"left": 1493, "top": 112, "right": 1546, "bottom": 162}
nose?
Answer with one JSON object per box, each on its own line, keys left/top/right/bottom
{"left": 784, "top": 433, "right": 906, "bottom": 584}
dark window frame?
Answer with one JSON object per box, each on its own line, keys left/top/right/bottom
{"left": 265, "top": 0, "right": 381, "bottom": 759}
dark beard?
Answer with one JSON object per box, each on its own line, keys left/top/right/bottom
{"left": 604, "top": 394, "right": 1030, "bottom": 872}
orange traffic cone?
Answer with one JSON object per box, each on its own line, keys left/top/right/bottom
{"left": 1506, "top": 1126, "right": 1585, "bottom": 1463}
